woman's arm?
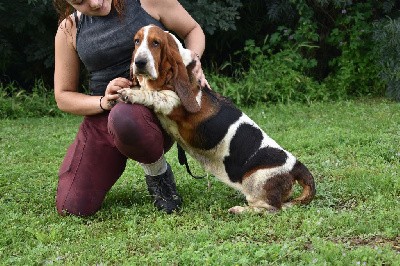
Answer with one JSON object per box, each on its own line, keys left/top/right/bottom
{"left": 54, "top": 17, "right": 125, "bottom": 115}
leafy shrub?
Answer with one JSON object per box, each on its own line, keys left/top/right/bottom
{"left": 0, "top": 80, "right": 63, "bottom": 119}
{"left": 324, "top": 2, "right": 385, "bottom": 98}
{"left": 240, "top": 40, "right": 327, "bottom": 105}
{"left": 210, "top": 37, "right": 329, "bottom": 105}
{"left": 180, "top": 0, "right": 242, "bottom": 35}
{"left": 373, "top": 17, "right": 400, "bottom": 101}
{"left": 208, "top": 73, "right": 240, "bottom": 103}
{"left": 209, "top": 0, "right": 396, "bottom": 105}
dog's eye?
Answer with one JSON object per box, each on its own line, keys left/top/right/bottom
{"left": 134, "top": 39, "right": 140, "bottom": 45}
{"left": 152, "top": 40, "right": 160, "bottom": 47}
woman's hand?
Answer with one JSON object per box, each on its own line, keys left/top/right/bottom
{"left": 101, "top": 77, "right": 132, "bottom": 110}
{"left": 190, "top": 50, "right": 210, "bottom": 89}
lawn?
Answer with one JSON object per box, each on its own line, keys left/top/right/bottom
{"left": 0, "top": 98, "right": 399, "bottom": 265}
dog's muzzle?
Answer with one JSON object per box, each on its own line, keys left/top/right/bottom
{"left": 135, "top": 58, "right": 147, "bottom": 71}
{"left": 133, "top": 55, "right": 157, "bottom": 80}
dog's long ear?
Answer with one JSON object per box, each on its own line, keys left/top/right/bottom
{"left": 174, "top": 76, "right": 201, "bottom": 113}
{"left": 166, "top": 33, "right": 200, "bottom": 113}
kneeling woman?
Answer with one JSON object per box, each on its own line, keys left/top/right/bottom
{"left": 53, "top": 0, "right": 207, "bottom": 216}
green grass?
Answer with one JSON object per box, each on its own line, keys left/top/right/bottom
{"left": 0, "top": 98, "right": 399, "bottom": 265}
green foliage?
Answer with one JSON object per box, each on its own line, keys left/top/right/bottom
{"left": 373, "top": 17, "right": 400, "bottom": 101}
{"left": 324, "top": 2, "right": 385, "bottom": 97}
{"left": 0, "top": 81, "right": 63, "bottom": 119}
{"left": 265, "top": 0, "right": 297, "bottom": 24}
{"left": 180, "top": 0, "right": 242, "bottom": 35}
{"left": 209, "top": 0, "right": 398, "bottom": 105}
{"left": 288, "top": 0, "right": 319, "bottom": 44}
{"left": 1, "top": 99, "right": 399, "bottom": 264}
{"left": 211, "top": 37, "right": 328, "bottom": 105}
{"left": 202, "top": 0, "right": 273, "bottom": 76}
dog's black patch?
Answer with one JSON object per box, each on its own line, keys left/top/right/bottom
{"left": 192, "top": 103, "right": 242, "bottom": 150}
{"left": 224, "top": 123, "right": 288, "bottom": 183}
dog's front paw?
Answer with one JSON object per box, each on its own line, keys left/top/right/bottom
{"left": 118, "top": 88, "right": 133, "bottom": 103}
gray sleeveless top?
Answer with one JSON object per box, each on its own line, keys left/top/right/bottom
{"left": 76, "top": 0, "right": 164, "bottom": 96}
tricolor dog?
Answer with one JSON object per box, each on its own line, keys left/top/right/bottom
{"left": 119, "top": 25, "right": 316, "bottom": 213}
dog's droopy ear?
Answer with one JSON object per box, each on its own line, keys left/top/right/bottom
{"left": 174, "top": 79, "right": 201, "bottom": 113}
{"left": 166, "top": 33, "right": 201, "bottom": 113}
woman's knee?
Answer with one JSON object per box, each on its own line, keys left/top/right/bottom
{"left": 56, "top": 178, "right": 105, "bottom": 217}
{"left": 108, "top": 103, "right": 157, "bottom": 144}
{"left": 108, "top": 103, "right": 173, "bottom": 163}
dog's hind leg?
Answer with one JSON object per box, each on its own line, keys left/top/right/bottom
{"left": 228, "top": 171, "right": 294, "bottom": 214}
{"left": 288, "top": 161, "right": 316, "bottom": 205}
{"left": 261, "top": 172, "right": 296, "bottom": 210}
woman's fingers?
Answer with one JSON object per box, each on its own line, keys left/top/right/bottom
{"left": 106, "top": 77, "right": 132, "bottom": 94}
{"left": 192, "top": 62, "right": 210, "bottom": 88}
{"left": 102, "top": 77, "right": 133, "bottom": 110}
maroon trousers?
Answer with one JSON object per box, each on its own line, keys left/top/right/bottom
{"left": 56, "top": 103, "right": 173, "bottom": 216}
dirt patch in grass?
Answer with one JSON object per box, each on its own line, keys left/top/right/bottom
{"left": 331, "top": 236, "right": 400, "bottom": 253}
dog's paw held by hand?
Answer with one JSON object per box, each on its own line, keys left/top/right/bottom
{"left": 118, "top": 88, "right": 132, "bottom": 103}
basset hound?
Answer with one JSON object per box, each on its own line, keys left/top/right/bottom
{"left": 119, "top": 25, "right": 316, "bottom": 214}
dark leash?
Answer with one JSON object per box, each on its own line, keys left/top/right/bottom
{"left": 177, "top": 144, "right": 206, "bottom": 179}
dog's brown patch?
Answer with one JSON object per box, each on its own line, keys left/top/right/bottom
{"left": 263, "top": 173, "right": 295, "bottom": 209}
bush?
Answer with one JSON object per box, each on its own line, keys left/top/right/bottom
{"left": 209, "top": 0, "right": 397, "bottom": 105}
{"left": 0, "top": 80, "right": 63, "bottom": 119}
{"left": 210, "top": 37, "right": 329, "bottom": 105}
{"left": 373, "top": 17, "right": 400, "bottom": 102}
{"left": 180, "top": 0, "right": 242, "bottom": 35}
{"left": 324, "top": 2, "right": 385, "bottom": 98}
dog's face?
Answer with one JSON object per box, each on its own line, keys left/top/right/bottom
{"left": 131, "top": 25, "right": 166, "bottom": 80}
{"left": 130, "top": 25, "right": 200, "bottom": 113}
{"left": 131, "top": 25, "right": 193, "bottom": 81}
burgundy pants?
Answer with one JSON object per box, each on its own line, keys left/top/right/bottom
{"left": 56, "top": 103, "right": 173, "bottom": 216}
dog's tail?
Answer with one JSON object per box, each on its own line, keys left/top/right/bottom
{"left": 289, "top": 160, "right": 316, "bottom": 205}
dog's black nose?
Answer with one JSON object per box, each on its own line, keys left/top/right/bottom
{"left": 135, "top": 58, "right": 147, "bottom": 69}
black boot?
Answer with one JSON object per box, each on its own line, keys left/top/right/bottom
{"left": 145, "top": 163, "right": 182, "bottom": 214}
